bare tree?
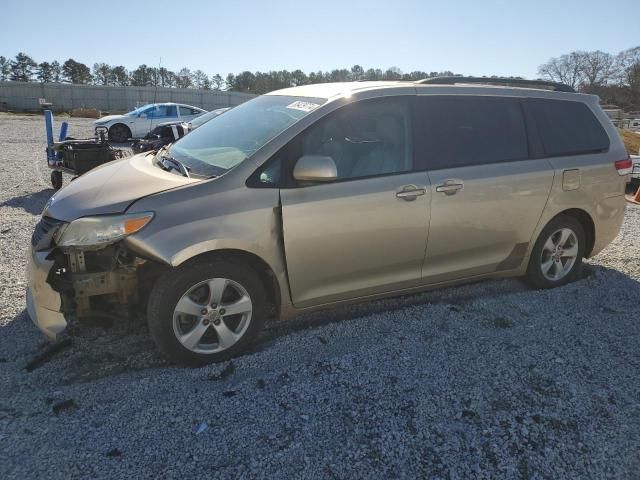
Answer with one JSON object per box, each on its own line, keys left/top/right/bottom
{"left": 616, "top": 47, "right": 640, "bottom": 107}
{"left": 537, "top": 52, "right": 586, "bottom": 89}
{"left": 580, "top": 51, "right": 616, "bottom": 86}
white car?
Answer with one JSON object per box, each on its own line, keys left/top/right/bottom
{"left": 94, "top": 103, "right": 207, "bottom": 142}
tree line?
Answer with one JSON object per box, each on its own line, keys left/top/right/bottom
{"left": 0, "top": 52, "right": 463, "bottom": 94}
{"left": 537, "top": 46, "right": 640, "bottom": 109}
{"left": 2, "top": 47, "right": 638, "bottom": 109}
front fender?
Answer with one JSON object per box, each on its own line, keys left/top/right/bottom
{"left": 123, "top": 180, "right": 292, "bottom": 310}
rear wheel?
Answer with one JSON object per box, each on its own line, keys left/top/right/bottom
{"left": 147, "top": 257, "right": 266, "bottom": 366}
{"left": 525, "top": 215, "right": 585, "bottom": 289}
{"left": 108, "top": 124, "right": 131, "bottom": 143}
{"left": 50, "top": 171, "right": 63, "bottom": 190}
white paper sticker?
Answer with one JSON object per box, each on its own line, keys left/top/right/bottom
{"left": 286, "top": 101, "right": 320, "bottom": 113}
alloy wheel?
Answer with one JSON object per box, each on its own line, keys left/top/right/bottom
{"left": 540, "top": 227, "right": 579, "bottom": 281}
{"left": 172, "top": 278, "right": 252, "bottom": 354}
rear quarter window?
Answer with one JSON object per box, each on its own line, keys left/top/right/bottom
{"left": 529, "top": 99, "right": 609, "bottom": 157}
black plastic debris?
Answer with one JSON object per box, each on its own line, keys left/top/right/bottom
{"left": 52, "top": 399, "right": 77, "bottom": 415}
{"left": 25, "top": 338, "right": 72, "bottom": 372}
{"left": 106, "top": 448, "right": 122, "bottom": 458}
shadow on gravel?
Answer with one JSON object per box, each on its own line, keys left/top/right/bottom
{"left": 258, "top": 263, "right": 638, "bottom": 347}
{"left": 1, "top": 188, "right": 54, "bottom": 215}
{"left": 6, "top": 263, "right": 639, "bottom": 383}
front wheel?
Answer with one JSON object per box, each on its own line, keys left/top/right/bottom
{"left": 147, "top": 258, "right": 266, "bottom": 366}
{"left": 108, "top": 124, "right": 131, "bottom": 143}
{"left": 525, "top": 215, "right": 585, "bottom": 289}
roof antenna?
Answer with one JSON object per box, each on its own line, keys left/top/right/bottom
{"left": 149, "top": 56, "right": 161, "bottom": 133}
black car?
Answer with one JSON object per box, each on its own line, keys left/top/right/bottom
{"left": 131, "top": 121, "right": 189, "bottom": 154}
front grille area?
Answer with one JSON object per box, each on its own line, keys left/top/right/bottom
{"left": 31, "top": 216, "right": 66, "bottom": 250}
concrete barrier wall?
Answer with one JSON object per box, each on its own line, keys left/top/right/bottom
{"left": 0, "top": 81, "right": 256, "bottom": 113}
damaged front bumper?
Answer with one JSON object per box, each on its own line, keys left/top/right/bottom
{"left": 26, "top": 247, "right": 67, "bottom": 340}
{"left": 26, "top": 215, "right": 156, "bottom": 341}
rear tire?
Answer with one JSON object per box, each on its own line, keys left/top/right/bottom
{"left": 147, "top": 257, "right": 266, "bottom": 366}
{"left": 50, "top": 171, "right": 63, "bottom": 190}
{"left": 525, "top": 215, "right": 585, "bottom": 289}
{"left": 108, "top": 124, "right": 131, "bottom": 143}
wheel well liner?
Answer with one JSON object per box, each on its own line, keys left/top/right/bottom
{"left": 552, "top": 208, "right": 596, "bottom": 257}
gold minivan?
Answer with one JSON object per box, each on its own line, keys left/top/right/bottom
{"left": 27, "top": 78, "right": 631, "bottom": 364}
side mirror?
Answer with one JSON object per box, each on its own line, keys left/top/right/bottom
{"left": 293, "top": 155, "right": 337, "bottom": 182}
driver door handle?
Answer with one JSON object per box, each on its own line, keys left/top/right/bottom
{"left": 396, "top": 185, "right": 427, "bottom": 201}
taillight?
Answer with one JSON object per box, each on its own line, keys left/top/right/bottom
{"left": 615, "top": 157, "right": 633, "bottom": 176}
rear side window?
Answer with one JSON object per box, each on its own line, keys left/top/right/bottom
{"left": 529, "top": 99, "right": 609, "bottom": 157}
{"left": 413, "top": 96, "right": 529, "bottom": 170}
{"left": 180, "top": 106, "right": 198, "bottom": 116}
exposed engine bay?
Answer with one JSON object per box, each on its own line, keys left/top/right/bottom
{"left": 47, "top": 244, "right": 162, "bottom": 321}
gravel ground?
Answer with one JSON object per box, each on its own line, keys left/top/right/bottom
{"left": 1, "top": 114, "right": 640, "bottom": 479}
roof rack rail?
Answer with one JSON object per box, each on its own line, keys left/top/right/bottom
{"left": 416, "top": 76, "right": 576, "bottom": 93}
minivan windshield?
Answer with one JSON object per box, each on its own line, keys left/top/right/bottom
{"left": 167, "top": 95, "right": 326, "bottom": 177}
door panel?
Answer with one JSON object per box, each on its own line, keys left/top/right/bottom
{"left": 423, "top": 160, "right": 553, "bottom": 282}
{"left": 412, "top": 94, "right": 555, "bottom": 283}
{"left": 281, "top": 172, "right": 431, "bottom": 307}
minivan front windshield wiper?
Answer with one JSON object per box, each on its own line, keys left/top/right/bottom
{"left": 154, "top": 149, "right": 207, "bottom": 179}
{"left": 159, "top": 155, "right": 191, "bottom": 178}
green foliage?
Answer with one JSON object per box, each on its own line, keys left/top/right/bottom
{"left": 0, "top": 56, "right": 10, "bottom": 81}
{"left": 9, "top": 52, "right": 37, "bottom": 82}
{"left": 62, "top": 58, "right": 92, "bottom": 84}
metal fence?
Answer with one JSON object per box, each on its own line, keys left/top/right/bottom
{"left": 0, "top": 81, "right": 256, "bottom": 113}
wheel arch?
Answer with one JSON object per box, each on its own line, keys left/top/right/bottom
{"left": 175, "top": 249, "right": 282, "bottom": 317}
{"left": 109, "top": 122, "right": 132, "bottom": 139}
{"left": 547, "top": 208, "right": 596, "bottom": 258}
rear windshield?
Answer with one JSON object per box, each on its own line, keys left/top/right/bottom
{"left": 529, "top": 99, "right": 610, "bottom": 157}
{"left": 168, "top": 95, "right": 326, "bottom": 177}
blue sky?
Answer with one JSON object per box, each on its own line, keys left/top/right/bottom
{"left": 2, "top": 0, "right": 638, "bottom": 79}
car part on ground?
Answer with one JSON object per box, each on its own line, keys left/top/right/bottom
{"left": 29, "top": 80, "right": 628, "bottom": 365}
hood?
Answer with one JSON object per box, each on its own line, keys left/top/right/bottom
{"left": 94, "top": 114, "right": 127, "bottom": 124}
{"left": 44, "top": 153, "right": 200, "bottom": 221}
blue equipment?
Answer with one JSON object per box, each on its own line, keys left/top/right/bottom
{"left": 43, "top": 110, "right": 128, "bottom": 190}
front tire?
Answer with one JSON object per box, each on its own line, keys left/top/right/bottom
{"left": 147, "top": 257, "right": 266, "bottom": 366}
{"left": 525, "top": 215, "right": 585, "bottom": 289}
{"left": 108, "top": 124, "right": 131, "bottom": 143}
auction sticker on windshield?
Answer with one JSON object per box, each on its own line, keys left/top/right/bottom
{"left": 286, "top": 101, "right": 320, "bottom": 113}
